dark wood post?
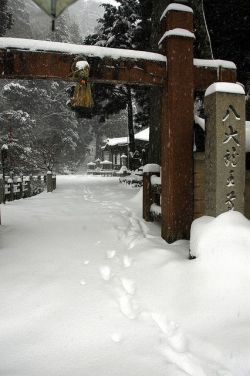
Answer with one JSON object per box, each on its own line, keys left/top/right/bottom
{"left": 143, "top": 164, "right": 161, "bottom": 221}
{"left": 52, "top": 175, "right": 56, "bottom": 190}
{"left": 18, "top": 177, "right": 23, "bottom": 199}
{"left": 9, "top": 179, "right": 14, "bottom": 201}
{"left": 160, "top": 4, "right": 194, "bottom": 242}
{"left": 27, "top": 176, "right": 32, "bottom": 197}
{"left": 47, "top": 171, "right": 53, "bottom": 192}
{"left": 0, "top": 176, "right": 4, "bottom": 204}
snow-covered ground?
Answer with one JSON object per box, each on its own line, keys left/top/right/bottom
{"left": 0, "top": 175, "right": 249, "bottom": 376}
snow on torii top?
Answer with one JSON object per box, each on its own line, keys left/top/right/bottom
{"left": 0, "top": 37, "right": 236, "bottom": 70}
{"left": 0, "top": 37, "right": 166, "bottom": 63}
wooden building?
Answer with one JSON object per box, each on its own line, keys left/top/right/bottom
{"left": 101, "top": 127, "right": 149, "bottom": 170}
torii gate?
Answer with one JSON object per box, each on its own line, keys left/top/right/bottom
{"left": 0, "top": 3, "right": 236, "bottom": 242}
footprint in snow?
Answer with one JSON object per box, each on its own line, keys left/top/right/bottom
{"left": 99, "top": 265, "right": 112, "bottom": 281}
{"left": 118, "top": 295, "right": 137, "bottom": 320}
{"left": 161, "top": 346, "right": 207, "bottom": 376}
{"left": 123, "top": 254, "right": 132, "bottom": 268}
{"left": 110, "top": 333, "right": 123, "bottom": 343}
{"left": 107, "top": 250, "right": 116, "bottom": 259}
{"left": 152, "top": 313, "right": 188, "bottom": 353}
{"left": 152, "top": 313, "right": 213, "bottom": 376}
{"left": 121, "top": 278, "right": 136, "bottom": 295}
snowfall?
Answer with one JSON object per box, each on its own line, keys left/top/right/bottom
{"left": 0, "top": 175, "right": 250, "bottom": 376}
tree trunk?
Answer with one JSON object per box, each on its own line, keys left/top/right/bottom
{"left": 95, "top": 129, "right": 102, "bottom": 160}
{"left": 190, "top": 0, "right": 213, "bottom": 59}
{"left": 127, "top": 86, "right": 135, "bottom": 169}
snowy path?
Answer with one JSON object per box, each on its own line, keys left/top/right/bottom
{"left": 0, "top": 176, "right": 249, "bottom": 376}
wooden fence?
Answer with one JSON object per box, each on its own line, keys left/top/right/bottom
{"left": 0, "top": 173, "right": 56, "bottom": 204}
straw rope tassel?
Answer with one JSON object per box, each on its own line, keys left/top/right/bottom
{"left": 71, "top": 61, "right": 94, "bottom": 108}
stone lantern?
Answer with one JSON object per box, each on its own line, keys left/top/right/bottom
{"left": 121, "top": 154, "right": 127, "bottom": 167}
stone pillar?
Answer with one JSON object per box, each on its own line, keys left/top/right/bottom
{"left": 143, "top": 164, "right": 161, "bottom": 222}
{"left": 204, "top": 83, "right": 245, "bottom": 216}
{"left": 47, "top": 171, "right": 53, "bottom": 192}
{"left": 159, "top": 3, "right": 194, "bottom": 242}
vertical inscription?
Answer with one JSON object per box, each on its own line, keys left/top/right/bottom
{"left": 204, "top": 84, "right": 245, "bottom": 217}
{"left": 222, "top": 106, "right": 241, "bottom": 211}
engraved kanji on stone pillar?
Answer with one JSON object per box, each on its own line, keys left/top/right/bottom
{"left": 204, "top": 83, "right": 245, "bottom": 216}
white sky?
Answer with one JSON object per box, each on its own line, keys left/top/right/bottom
{"left": 91, "top": 0, "right": 118, "bottom": 5}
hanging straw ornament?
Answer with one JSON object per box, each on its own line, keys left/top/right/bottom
{"left": 71, "top": 59, "right": 94, "bottom": 108}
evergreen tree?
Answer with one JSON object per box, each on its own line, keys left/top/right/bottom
{"left": 6, "top": 0, "right": 32, "bottom": 38}
{"left": 82, "top": 0, "right": 151, "bottom": 164}
{"left": 0, "top": 0, "right": 12, "bottom": 37}
{"left": 204, "top": 0, "right": 249, "bottom": 84}
{"left": 1, "top": 80, "right": 82, "bottom": 173}
{"left": 0, "top": 3, "right": 90, "bottom": 173}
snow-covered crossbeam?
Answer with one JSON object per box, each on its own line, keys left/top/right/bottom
{"left": 193, "top": 59, "right": 236, "bottom": 90}
{"left": 0, "top": 37, "right": 166, "bottom": 86}
{"left": 0, "top": 38, "right": 236, "bottom": 88}
{"left": 0, "top": 38, "right": 167, "bottom": 62}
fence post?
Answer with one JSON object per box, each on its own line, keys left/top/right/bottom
{"left": 27, "top": 176, "right": 32, "bottom": 197}
{"left": 18, "top": 176, "right": 23, "bottom": 199}
{"left": 204, "top": 83, "right": 245, "bottom": 216}
{"left": 143, "top": 164, "right": 161, "bottom": 221}
{"left": 52, "top": 175, "right": 56, "bottom": 190}
{"left": 0, "top": 176, "right": 4, "bottom": 204}
{"left": 159, "top": 4, "right": 194, "bottom": 242}
{"left": 8, "top": 178, "right": 14, "bottom": 201}
{"left": 47, "top": 171, "right": 53, "bottom": 192}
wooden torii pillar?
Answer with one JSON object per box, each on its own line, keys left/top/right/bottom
{"left": 0, "top": 3, "right": 237, "bottom": 241}
{"left": 158, "top": 4, "right": 236, "bottom": 242}
{"left": 160, "top": 4, "right": 195, "bottom": 242}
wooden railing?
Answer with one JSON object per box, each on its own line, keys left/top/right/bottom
{"left": 0, "top": 173, "right": 57, "bottom": 203}
{"left": 143, "top": 164, "right": 161, "bottom": 222}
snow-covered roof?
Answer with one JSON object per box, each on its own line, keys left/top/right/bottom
{"left": 100, "top": 160, "right": 112, "bottom": 165}
{"left": 135, "top": 127, "right": 149, "bottom": 142}
{"left": 104, "top": 128, "right": 149, "bottom": 148}
{"left": 105, "top": 136, "right": 129, "bottom": 147}
{"left": 0, "top": 37, "right": 166, "bottom": 63}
